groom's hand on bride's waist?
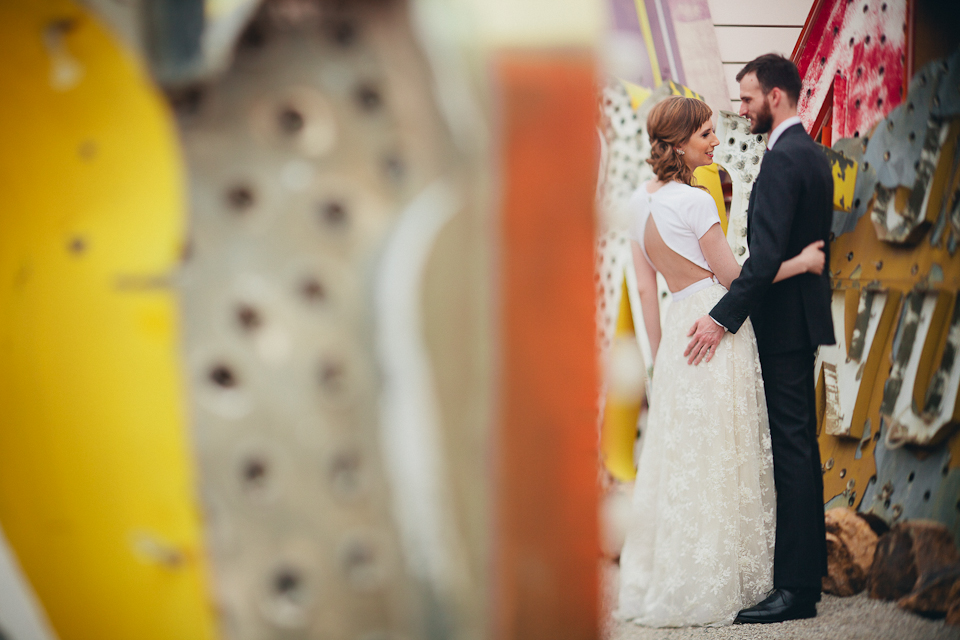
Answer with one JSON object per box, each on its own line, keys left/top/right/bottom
{"left": 685, "top": 315, "right": 726, "bottom": 365}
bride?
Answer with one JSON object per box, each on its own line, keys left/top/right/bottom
{"left": 616, "top": 96, "right": 825, "bottom": 627}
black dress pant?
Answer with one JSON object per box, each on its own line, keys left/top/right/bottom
{"left": 758, "top": 349, "right": 827, "bottom": 590}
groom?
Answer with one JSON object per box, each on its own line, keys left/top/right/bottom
{"left": 685, "top": 54, "right": 836, "bottom": 623}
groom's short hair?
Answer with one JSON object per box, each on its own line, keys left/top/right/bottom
{"left": 737, "top": 54, "right": 802, "bottom": 106}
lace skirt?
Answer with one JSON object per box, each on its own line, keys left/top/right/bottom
{"left": 617, "top": 283, "right": 775, "bottom": 627}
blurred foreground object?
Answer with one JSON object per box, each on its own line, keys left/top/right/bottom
{"left": 0, "top": 0, "right": 602, "bottom": 638}
{"left": 0, "top": 1, "right": 217, "bottom": 638}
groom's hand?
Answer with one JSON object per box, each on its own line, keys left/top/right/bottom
{"left": 685, "top": 316, "right": 725, "bottom": 365}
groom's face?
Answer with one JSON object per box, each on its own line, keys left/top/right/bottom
{"left": 738, "top": 72, "right": 774, "bottom": 135}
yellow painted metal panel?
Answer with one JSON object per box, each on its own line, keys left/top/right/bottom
{"left": 614, "top": 276, "right": 636, "bottom": 335}
{"left": 693, "top": 163, "right": 728, "bottom": 234}
{"left": 601, "top": 400, "right": 641, "bottom": 481}
{"left": 0, "top": 2, "right": 218, "bottom": 639}
{"left": 620, "top": 79, "right": 652, "bottom": 111}
{"left": 601, "top": 279, "right": 641, "bottom": 481}
{"left": 831, "top": 154, "right": 858, "bottom": 213}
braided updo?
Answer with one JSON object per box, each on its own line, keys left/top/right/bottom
{"left": 646, "top": 96, "right": 713, "bottom": 186}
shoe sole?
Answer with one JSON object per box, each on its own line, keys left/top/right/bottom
{"left": 734, "top": 606, "right": 817, "bottom": 624}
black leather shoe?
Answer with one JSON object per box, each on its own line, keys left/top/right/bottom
{"left": 734, "top": 588, "right": 818, "bottom": 624}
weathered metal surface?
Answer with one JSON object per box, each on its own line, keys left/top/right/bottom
{"left": 931, "top": 469, "right": 960, "bottom": 544}
{"left": 798, "top": 8, "right": 960, "bottom": 539}
{"left": 824, "top": 144, "right": 858, "bottom": 213}
{"left": 794, "top": 0, "right": 908, "bottom": 140}
{"left": 932, "top": 127, "right": 960, "bottom": 246}
{"left": 934, "top": 48, "right": 960, "bottom": 119}
{"left": 833, "top": 136, "right": 879, "bottom": 234}
{"left": 860, "top": 418, "right": 953, "bottom": 529}
{"left": 869, "top": 108, "right": 951, "bottom": 244}
{"left": 881, "top": 291, "right": 960, "bottom": 447}
{"left": 713, "top": 110, "right": 764, "bottom": 264}
{"left": 815, "top": 289, "right": 899, "bottom": 440}
{"left": 869, "top": 58, "right": 946, "bottom": 191}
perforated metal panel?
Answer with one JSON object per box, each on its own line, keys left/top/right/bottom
{"left": 598, "top": 80, "right": 653, "bottom": 219}
{"left": 175, "top": 2, "right": 481, "bottom": 638}
{"left": 596, "top": 80, "right": 656, "bottom": 362}
{"left": 714, "top": 110, "right": 765, "bottom": 263}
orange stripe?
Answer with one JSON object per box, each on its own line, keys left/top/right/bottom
{"left": 493, "top": 51, "right": 600, "bottom": 640}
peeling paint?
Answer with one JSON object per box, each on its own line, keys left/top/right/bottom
{"left": 815, "top": 289, "right": 899, "bottom": 439}
{"left": 833, "top": 136, "right": 878, "bottom": 236}
{"left": 930, "top": 264, "right": 945, "bottom": 283}
{"left": 796, "top": 0, "right": 907, "bottom": 139}
{"left": 861, "top": 419, "right": 954, "bottom": 537}
{"left": 823, "top": 144, "right": 858, "bottom": 213}
{"left": 871, "top": 121, "right": 950, "bottom": 244}
{"left": 883, "top": 291, "right": 960, "bottom": 446}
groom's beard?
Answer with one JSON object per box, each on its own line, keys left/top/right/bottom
{"left": 750, "top": 97, "right": 774, "bottom": 134}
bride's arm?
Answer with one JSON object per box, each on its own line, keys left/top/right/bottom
{"left": 630, "top": 241, "right": 661, "bottom": 362}
{"left": 772, "top": 240, "right": 826, "bottom": 282}
{"left": 701, "top": 225, "right": 826, "bottom": 287}
{"left": 699, "top": 224, "right": 740, "bottom": 289}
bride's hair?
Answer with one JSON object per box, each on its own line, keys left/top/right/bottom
{"left": 646, "top": 96, "right": 713, "bottom": 186}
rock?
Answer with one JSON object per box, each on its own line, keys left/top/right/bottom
{"left": 897, "top": 563, "right": 960, "bottom": 615}
{"left": 868, "top": 520, "right": 960, "bottom": 601}
{"left": 827, "top": 509, "right": 879, "bottom": 571}
{"left": 947, "top": 582, "right": 960, "bottom": 625}
{"left": 822, "top": 508, "right": 878, "bottom": 596}
{"left": 858, "top": 511, "right": 891, "bottom": 537}
{"left": 824, "top": 531, "right": 867, "bottom": 595}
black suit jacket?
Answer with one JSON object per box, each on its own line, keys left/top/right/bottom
{"left": 710, "top": 123, "right": 836, "bottom": 355}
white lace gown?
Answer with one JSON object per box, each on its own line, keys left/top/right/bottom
{"left": 617, "top": 283, "right": 776, "bottom": 627}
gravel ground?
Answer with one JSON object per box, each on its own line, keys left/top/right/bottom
{"left": 601, "top": 563, "right": 960, "bottom": 640}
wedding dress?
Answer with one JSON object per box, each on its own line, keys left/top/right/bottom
{"left": 617, "top": 183, "right": 776, "bottom": 627}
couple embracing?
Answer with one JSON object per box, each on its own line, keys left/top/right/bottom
{"left": 616, "top": 54, "right": 836, "bottom": 627}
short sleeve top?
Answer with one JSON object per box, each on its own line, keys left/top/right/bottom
{"left": 626, "top": 181, "right": 721, "bottom": 272}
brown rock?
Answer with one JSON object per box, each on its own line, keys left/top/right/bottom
{"left": 868, "top": 520, "right": 960, "bottom": 601}
{"left": 827, "top": 509, "right": 879, "bottom": 571}
{"left": 947, "top": 582, "right": 960, "bottom": 625}
{"left": 858, "top": 511, "right": 891, "bottom": 537}
{"left": 823, "top": 531, "right": 867, "bottom": 595}
{"left": 822, "top": 509, "right": 878, "bottom": 596}
{"left": 897, "top": 563, "right": 960, "bottom": 615}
